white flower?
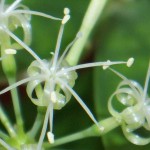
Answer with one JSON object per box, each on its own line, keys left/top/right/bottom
{"left": 108, "top": 63, "right": 150, "bottom": 145}
{"left": 0, "top": 0, "right": 62, "bottom": 50}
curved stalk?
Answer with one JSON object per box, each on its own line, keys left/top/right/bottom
{"left": 66, "top": 0, "right": 108, "bottom": 65}
{"left": 0, "top": 32, "right": 24, "bottom": 134}
{"left": 44, "top": 117, "right": 120, "bottom": 148}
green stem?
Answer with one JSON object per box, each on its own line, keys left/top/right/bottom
{"left": 8, "top": 78, "right": 24, "bottom": 133}
{"left": 44, "top": 117, "right": 120, "bottom": 148}
{"left": 1, "top": 32, "right": 24, "bottom": 133}
{"left": 0, "top": 131, "right": 9, "bottom": 141}
{"left": 27, "top": 107, "right": 45, "bottom": 139}
{"left": 0, "top": 105, "right": 16, "bottom": 137}
{"left": 66, "top": 0, "right": 108, "bottom": 65}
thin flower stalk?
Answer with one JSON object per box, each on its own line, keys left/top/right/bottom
{"left": 44, "top": 117, "right": 120, "bottom": 149}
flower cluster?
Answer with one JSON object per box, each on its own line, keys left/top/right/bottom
{"left": 108, "top": 64, "right": 150, "bottom": 145}
{"left": 0, "top": 1, "right": 136, "bottom": 150}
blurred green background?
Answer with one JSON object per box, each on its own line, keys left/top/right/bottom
{"left": 1, "top": 0, "right": 150, "bottom": 149}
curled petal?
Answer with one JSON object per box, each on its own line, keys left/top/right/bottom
{"left": 108, "top": 87, "right": 141, "bottom": 118}
{"left": 122, "top": 123, "right": 150, "bottom": 145}
{"left": 10, "top": 13, "right": 32, "bottom": 49}
{"left": 121, "top": 107, "right": 144, "bottom": 130}
{"left": 117, "top": 80, "right": 143, "bottom": 102}
{"left": 26, "top": 79, "right": 47, "bottom": 106}
{"left": 6, "top": 4, "right": 32, "bottom": 49}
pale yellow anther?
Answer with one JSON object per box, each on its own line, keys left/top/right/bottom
{"left": 47, "top": 131, "right": 54, "bottom": 144}
{"left": 127, "top": 57, "right": 134, "bottom": 67}
{"left": 64, "top": 8, "right": 70, "bottom": 15}
{"left": 103, "top": 60, "right": 111, "bottom": 70}
{"left": 5, "top": 49, "right": 17, "bottom": 55}
{"left": 62, "top": 15, "right": 70, "bottom": 24}
{"left": 50, "top": 91, "right": 57, "bottom": 103}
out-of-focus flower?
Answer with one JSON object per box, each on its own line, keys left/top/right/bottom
{"left": 108, "top": 63, "right": 150, "bottom": 145}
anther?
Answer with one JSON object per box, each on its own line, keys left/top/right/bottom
{"left": 64, "top": 8, "right": 70, "bottom": 15}
{"left": 50, "top": 91, "right": 57, "bottom": 103}
{"left": 5, "top": 49, "right": 17, "bottom": 55}
{"left": 50, "top": 52, "right": 54, "bottom": 56}
{"left": 103, "top": 60, "right": 111, "bottom": 70}
{"left": 127, "top": 57, "right": 134, "bottom": 67}
{"left": 47, "top": 131, "right": 54, "bottom": 144}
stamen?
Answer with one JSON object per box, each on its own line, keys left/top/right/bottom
{"left": 64, "top": 8, "right": 70, "bottom": 15}
{"left": 57, "top": 79, "right": 103, "bottom": 130}
{"left": 108, "top": 68, "right": 141, "bottom": 98}
{"left": 37, "top": 104, "right": 51, "bottom": 150}
{"left": 102, "top": 60, "right": 111, "bottom": 70}
{"left": 143, "top": 62, "right": 150, "bottom": 101}
{"left": 0, "top": 76, "right": 39, "bottom": 95}
{"left": 4, "top": 28, "right": 49, "bottom": 72}
{"left": 47, "top": 132, "right": 54, "bottom": 144}
{"left": 11, "top": 10, "right": 62, "bottom": 21}
{"left": 57, "top": 59, "right": 132, "bottom": 75}
{"left": 62, "top": 14, "right": 70, "bottom": 24}
{"left": 5, "top": 0, "right": 22, "bottom": 13}
{"left": 57, "top": 31, "right": 82, "bottom": 66}
{"left": 49, "top": 102, "right": 54, "bottom": 134}
{"left": 50, "top": 91, "right": 57, "bottom": 103}
{"left": 127, "top": 57, "right": 134, "bottom": 67}
{"left": 52, "top": 24, "right": 64, "bottom": 69}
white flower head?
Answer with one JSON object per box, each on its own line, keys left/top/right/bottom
{"left": 108, "top": 62, "right": 150, "bottom": 145}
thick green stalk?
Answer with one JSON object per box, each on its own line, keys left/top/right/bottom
{"left": 0, "top": 105, "right": 16, "bottom": 138}
{"left": 7, "top": 77, "right": 24, "bottom": 133}
{"left": 27, "top": 107, "right": 45, "bottom": 139}
{"left": 1, "top": 32, "right": 24, "bottom": 133}
{"left": 0, "top": 131, "right": 9, "bottom": 141}
{"left": 44, "top": 117, "right": 120, "bottom": 148}
{"left": 66, "top": 0, "right": 108, "bottom": 65}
